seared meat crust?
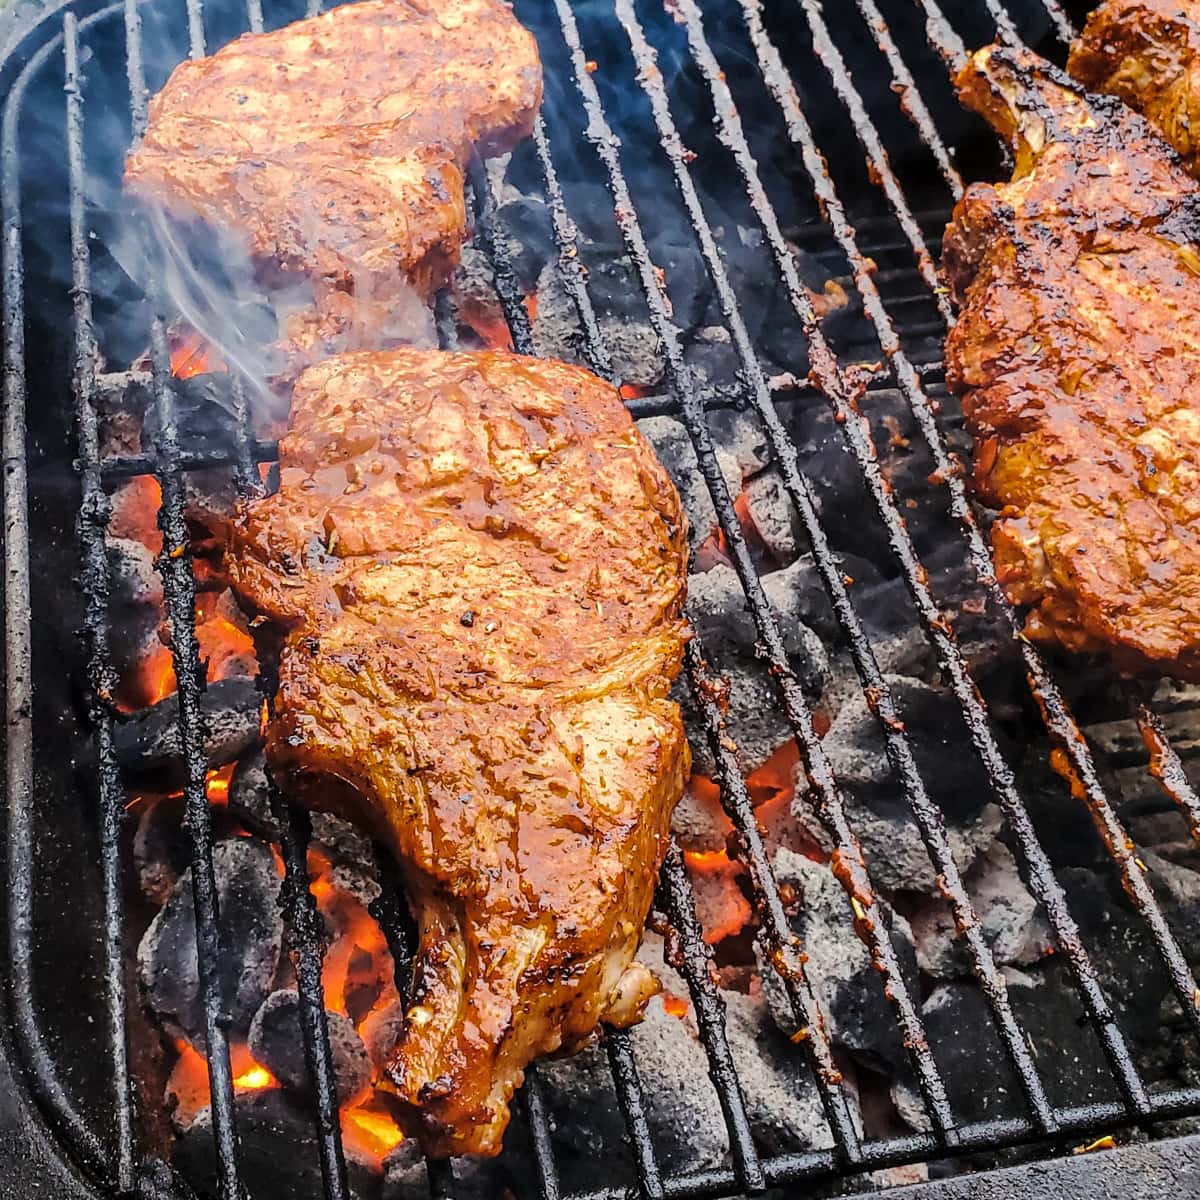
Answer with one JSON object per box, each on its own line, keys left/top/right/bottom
{"left": 944, "top": 46, "right": 1200, "bottom": 678}
{"left": 227, "top": 349, "right": 690, "bottom": 1156}
{"left": 1069, "top": 0, "right": 1200, "bottom": 172}
{"left": 125, "top": 0, "right": 541, "bottom": 321}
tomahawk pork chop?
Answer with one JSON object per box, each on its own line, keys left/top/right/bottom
{"left": 125, "top": 0, "right": 542, "bottom": 356}
{"left": 943, "top": 46, "right": 1200, "bottom": 677}
{"left": 227, "top": 348, "right": 690, "bottom": 1156}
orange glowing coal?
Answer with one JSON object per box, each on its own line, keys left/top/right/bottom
{"left": 109, "top": 474, "right": 164, "bottom": 555}
{"left": 683, "top": 848, "right": 752, "bottom": 945}
{"left": 682, "top": 743, "right": 802, "bottom": 945}
{"left": 661, "top": 992, "right": 690, "bottom": 1020}
{"left": 167, "top": 1039, "right": 279, "bottom": 1127}
{"left": 206, "top": 763, "right": 235, "bottom": 806}
{"left": 169, "top": 328, "right": 226, "bottom": 380}
{"left": 308, "top": 846, "right": 395, "bottom": 1021}
{"left": 342, "top": 1099, "right": 406, "bottom": 1165}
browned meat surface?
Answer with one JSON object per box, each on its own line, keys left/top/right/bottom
{"left": 1069, "top": 0, "right": 1200, "bottom": 172}
{"left": 226, "top": 349, "right": 690, "bottom": 1155}
{"left": 943, "top": 45, "right": 1200, "bottom": 679}
{"left": 125, "top": 0, "right": 542, "bottom": 352}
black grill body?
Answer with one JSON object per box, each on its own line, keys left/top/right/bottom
{"left": 5, "top": 0, "right": 1200, "bottom": 1197}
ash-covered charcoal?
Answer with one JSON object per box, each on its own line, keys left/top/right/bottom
{"left": 133, "top": 794, "right": 190, "bottom": 906}
{"left": 181, "top": 468, "right": 239, "bottom": 545}
{"left": 174, "top": 1088, "right": 381, "bottom": 1199}
{"left": 140, "top": 837, "right": 284, "bottom": 1046}
{"left": 636, "top": 415, "right": 734, "bottom": 552}
{"left": 681, "top": 324, "right": 741, "bottom": 391}
{"left": 1140, "top": 851, "right": 1200, "bottom": 970}
{"left": 361, "top": 998, "right": 403, "bottom": 1076}
{"left": 534, "top": 255, "right": 664, "bottom": 390}
{"left": 140, "top": 372, "right": 244, "bottom": 461}
{"left": 539, "top": 937, "right": 829, "bottom": 1184}
{"left": 381, "top": 1141, "right": 427, "bottom": 1200}
{"left": 670, "top": 777, "right": 733, "bottom": 855}
{"left": 894, "top": 965, "right": 1117, "bottom": 1130}
{"left": 107, "top": 535, "right": 166, "bottom": 682}
{"left": 228, "top": 749, "right": 283, "bottom": 842}
{"left": 107, "top": 533, "right": 163, "bottom": 609}
{"left": 758, "top": 847, "right": 918, "bottom": 1078}
{"left": 249, "top": 989, "right": 371, "bottom": 1105}
{"left": 682, "top": 563, "right": 829, "bottom": 776}
{"left": 115, "top": 676, "right": 263, "bottom": 791}
{"left": 537, "top": 997, "right": 729, "bottom": 1183}
{"left": 309, "top": 812, "right": 382, "bottom": 910}
{"left": 720, "top": 988, "right": 833, "bottom": 1157}
{"left": 807, "top": 674, "right": 1006, "bottom": 893}
{"left": 488, "top": 195, "right": 556, "bottom": 293}
{"left": 704, "top": 407, "right": 771, "bottom": 480}
{"left": 742, "top": 468, "right": 800, "bottom": 563}
{"left": 910, "top": 843, "right": 1054, "bottom": 980}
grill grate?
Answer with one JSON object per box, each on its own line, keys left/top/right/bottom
{"left": 6, "top": 0, "right": 1200, "bottom": 1198}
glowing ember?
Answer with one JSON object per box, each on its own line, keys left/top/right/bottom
{"left": 619, "top": 381, "right": 653, "bottom": 401}
{"left": 682, "top": 743, "right": 802, "bottom": 944}
{"left": 308, "top": 847, "right": 394, "bottom": 1021}
{"left": 342, "top": 1100, "right": 405, "bottom": 1165}
{"left": 206, "top": 763, "right": 235, "bottom": 805}
{"left": 168, "top": 1039, "right": 278, "bottom": 1126}
{"left": 683, "top": 848, "right": 751, "bottom": 944}
{"left": 169, "top": 328, "right": 226, "bottom": 380}
{"left": 661, "top": 993, "right": 689, "bottom": 1020}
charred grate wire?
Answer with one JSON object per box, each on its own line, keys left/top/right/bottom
{"left": 0, "top": 1, "right": 1199, "bottom": 1200}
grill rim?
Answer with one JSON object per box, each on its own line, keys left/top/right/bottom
{"left": 4, "top": 0, "right": 1200, "bottom": 1198}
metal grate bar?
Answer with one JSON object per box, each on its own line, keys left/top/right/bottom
{"left": 794, "top": 0, "right": 954, "bottom": 327}
{"left": 467, "top": 158, "right": 535, "bottom": 356}
{"left": 2, "top": 21, "right": 112, "bottom": 1180}
{"left": 657, "top": 847, "right": 766, "bottom": 1193}
{"left": 246, "top": 0, "right": 264, "bottom": 36}
{"left": 727, "top": 0, "right": 1155, "bottom": 1119}
{"left": 123, "top": 0, "right": 243, "bottom": 1192}
{"left": 531, "top": 117, "right": 612, "bottom": 376}
{"left": 852, "top": 0, "right": 963, "bottom": 199}
{"left": 1138, "top": 707, "right": 1200, "bottom": 847}
{"left": 606, "top": 1030, "right": 666, "bottom": 1200}
{"left": 185, "top": 0, "right": 206, "bottom": 58}
{"left": 63, "top": 14, "right": 136, "bottom": 1190}
{"left": 522, "top": 1067, "right": 563, "bottom": 1200}
{"left": 268, "top": 797, "right": 352, "bottom": 1200}
{"left": 911, "top": 0, "right": 969, "bottom": 74}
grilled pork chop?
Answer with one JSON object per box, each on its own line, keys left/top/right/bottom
{"left": 943, "top": 46, "right": 1200, "bottom": 678}
{"left": 227, "top": 349, "right": 690, "bottom": 1156}
{"left": 125, "top": 0, "right": 542, "bottom": 355}
{"left": 1069, "top": 0, "right": 1200, "bottom": 172}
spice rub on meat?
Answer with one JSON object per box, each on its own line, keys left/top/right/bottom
{"left": 124, "top": 0, "right": 542, "bottom": 347}
{"left": 943, "top": 45, "right": 1200, "bottom": 678}
{"left": 1069, "top": 0, "right": 1200, "bottom": 173}
{"left": 226, "top": 349, "right": 690, "bottom": 1156}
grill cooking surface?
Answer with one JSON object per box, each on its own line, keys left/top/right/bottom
{"left": 5, "top": 0, "right": 1200, "bottom": 1197}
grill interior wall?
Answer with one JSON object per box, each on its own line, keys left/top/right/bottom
{"left": 4, "top": 1, "right": 1200, "bottom": 1199}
